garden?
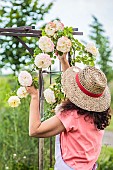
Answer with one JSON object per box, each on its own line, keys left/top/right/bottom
{"left": 0, "top": 1, "right": 113, "bottom": 170}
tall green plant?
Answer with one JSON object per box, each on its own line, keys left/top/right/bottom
{"left": 0, "top": 0, "right": 53, "bottom": 73}
{"left": 97, "top": 146, "right": 113, "bottom": 170}
{"left": 0, "top": 76, "right": 37, "bottom": 169}
{"left": 89, "top": 15, "right": 113, "bottom": 82}
{"left": 109, "top": 81, "right": 113, "bottom": 110}
{"left": 0, "top": 76, "right": 55, "bottom": 170}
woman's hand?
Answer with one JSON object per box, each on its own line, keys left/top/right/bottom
{"left": 26, "top": 86, "right": 39, "bottom": 99}
{"left": 55, "top": 51, "right": 70, "bottom": 72}
{"left": 55, "top": 51, "right": 67, "bottom": 61}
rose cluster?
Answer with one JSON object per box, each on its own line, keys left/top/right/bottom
{"left": 45, "top": 20, "right": 64, "bottom": 36}
{"left": 34, "top": 20, "right": 98, "bottom": 71}
{"left": 34, "top": 20, "right": 73, "bottom": 69}
{"left": 8, "top": 20, "right": 99, "bottom": 108}
{"left": 8, "top": 71, "right": 33, "bottom": 107}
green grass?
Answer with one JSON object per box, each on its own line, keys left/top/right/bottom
{"left": 106, "top": 81, "right": 113, "bottom": 132}
{"left": 97, "top": 146, "right": 113, "bottom": 170}
{"left": 0, "top": 76, "right": 55, "bottom": 170}
{"left": 106, "top": 115, "right": 113, "bottom": 131}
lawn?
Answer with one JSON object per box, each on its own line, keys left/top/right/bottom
{"left": 106, "top": 115, "right": 113, "bottom": 131}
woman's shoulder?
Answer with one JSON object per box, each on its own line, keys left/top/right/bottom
{"left": 55, "top": 104, "right": 64, "bottom": 114}
{"left": 55, "top": 104, "right": 79, "bottom": 118}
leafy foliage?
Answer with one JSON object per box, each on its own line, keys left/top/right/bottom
{"left": 0, "top": 0, "right": 53, "bottom": 73}
{"left": 109, "top": 81, "right": 113, "bottom": 110}
{"left": 0, "top": 76, "right": 55, "bottom": 169}
{"left": 89, "top": 15, "right": 113, "bottom": 82}
{"left": 43, "top": 73, "right": 65, "bottom": 120}
{"left": 34, "top": 26, "right": 96, "bottom": 67}
{"left": 97, "top": 146, "right": 113, "bottom": 170}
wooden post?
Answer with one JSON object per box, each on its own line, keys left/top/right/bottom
{"left": 49, "top": 66, "right": 53, "bottom": 168}
{"left": 39, "top": 69, "right": 44, "bottom": 170}
{"left": 39, "top": 138, "right": 44, "bottom": 170}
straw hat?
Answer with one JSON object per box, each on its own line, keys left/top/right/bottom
{"left": 61, "top": 66, "right": 111, "bottom": 112}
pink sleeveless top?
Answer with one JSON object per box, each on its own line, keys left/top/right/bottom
{"left": 56, "top": 110, "right": 104, "bottom": 170}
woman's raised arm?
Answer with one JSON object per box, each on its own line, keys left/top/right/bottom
{"left": 26, "top": 86, "right": 65, "bottom": 138}
{"left": 57, "top": 53, "right": 70, "bottom": 72}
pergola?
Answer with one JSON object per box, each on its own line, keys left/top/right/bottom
{"left": 0, "top": 26, "right": 83, "bottom": 170}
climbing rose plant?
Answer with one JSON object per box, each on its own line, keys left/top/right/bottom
{"left": 8, "top": 20, "right": 98, "bottom": 118}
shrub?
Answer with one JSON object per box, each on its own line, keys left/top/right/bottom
{"left": 97, "top": 146, "right": 113, "bottom": 170}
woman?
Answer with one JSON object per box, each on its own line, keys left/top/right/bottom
{"left": 26, "top": 54, "right": 111, "bottom": 170}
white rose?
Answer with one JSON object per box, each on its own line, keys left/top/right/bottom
{"left": 17, "top": 87, "right": 28, "bottom": 98}
{"left": 34, "top": 53, "right": 51, "bottom": 69}
{"left": 8, "top": 96, "right": 21, "bottom": 107}
{"left": 44, "top": 88, "right": 56, "bottom": 104}
{"left": 45, "top": 22, "right": 56, "bottom": 36}
{"left": 18, "top": 71, "right": 32, "bottom": 87}
{"left": 56, "top": 36, "right": 72, "bottom": 53}
{"left": 38, "top": 36, "right": 54, "bottom": 53}
{"left": 53, "top": 20, "right": 64, "bottom": 31}
{"left": 85, "top": 43, "right": 99, "bottom": 56}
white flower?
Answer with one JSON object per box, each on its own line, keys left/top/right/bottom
{"left": 23, "top": 156, "right": 26, "bottom": 159}
{"left": 13, "top": 153, "right": 17, "bottom": 157}
{"left": 8, "top": 96, "right": 21, "bottom": 107}
{"left": 44, "top": 88, "right": 56, "bottom": 104}
{"left": 17, "top": 87, "right": 28, "bottom": 98}
{"left": 13, "top": 153, "right": 17, "bottom": 159}
{"left": 5, "top": 167, "right": 9, "bottom": 170}
{"left": 56, "top": 36, "right": 72, "bottom": 53}
{"left": 45, "top": 22, "right": 56, "bottom": 36}
{"left": 53, "top": 20, "right": 64, "bottom": 31}
{"left": 38, "top": 36, "right": 54, "bottom": 53}
{"left": 45, "top": 21, "right": 64, "bottom": 36}
{"left": 34, "top": 53, "right": 51, "bottom": 69}
{"left": 85, "top": 43, "right": 99, "bottom": 56}
{"left": 18, "top": 71, "right": 32, "bottom": 86}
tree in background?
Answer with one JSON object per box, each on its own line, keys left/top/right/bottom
{"left": 0, "top": 0, "right": 53, "bottom": 73}
{"left": 89, "top": 15, "right": 113, "bottom": 82}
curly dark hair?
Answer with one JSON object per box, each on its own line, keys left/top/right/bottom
{"left": 61, "top": 99, "right": 111, "bottom": 130}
